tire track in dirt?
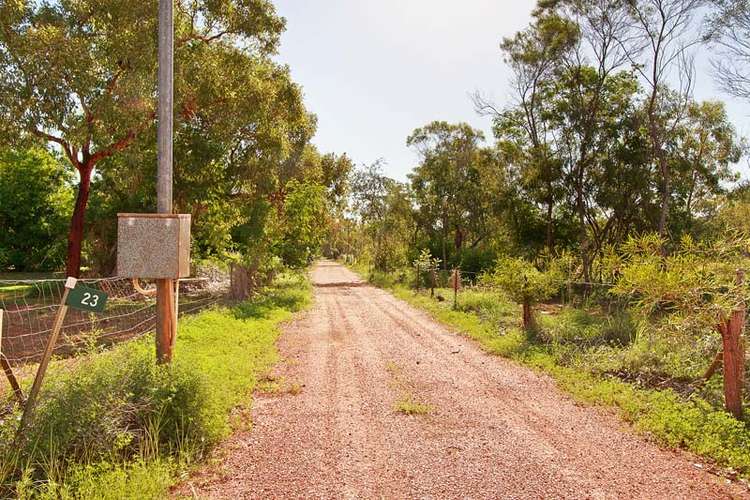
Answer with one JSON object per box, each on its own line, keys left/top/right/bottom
{"left": 346, "top": 283, "right": 598, "bottom": 497}
{"left": 182, "top": 261, "right": 748, "bottom": 499}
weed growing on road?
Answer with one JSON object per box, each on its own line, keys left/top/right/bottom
{"left": 395, "top": 396, "right": 433, "bottom": 416}
{"left": 386, "top": 361, "right": 434, "bottom": 417}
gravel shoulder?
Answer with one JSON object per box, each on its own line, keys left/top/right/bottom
{"left": 182, "top": 260, "right": 748, "bottom": 499}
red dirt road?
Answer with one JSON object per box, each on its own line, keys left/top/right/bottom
{"left": 186, "top": 261, "right": 747, "bottom": 499}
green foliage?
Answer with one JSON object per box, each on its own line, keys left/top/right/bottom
{"left": 612, "top": 233, "right": 750, "bottom": 335}
{"left": 0, "top": 0, "right": 337, "bottom": 275}
{"left": 482, "top": 256, "right": 563, "bottom": 304}
{"left": 0, "top": 148, "right": 73, "bottom": 271}
{"left": 271, "top": 180, "right": 329, "bottom": 267}
{"left": 349, "top": 161, "right": 416, "bottom": 272}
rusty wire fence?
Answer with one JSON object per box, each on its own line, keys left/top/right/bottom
{"left": 0, "top": 271, "right": 229, "bottom": 405}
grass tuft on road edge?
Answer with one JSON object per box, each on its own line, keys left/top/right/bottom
{"left": 0, "top": 272, "right": 312, "bottom": 499}
{"left": 358, "top": 269, "right": 750, "bottom": 479}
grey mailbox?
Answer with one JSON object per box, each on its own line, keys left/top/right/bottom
{"left": 116, "top": 213, "right": 191, "bottom": 278}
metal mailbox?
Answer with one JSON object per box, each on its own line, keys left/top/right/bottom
{"left": 116, "top": 213, "right": 191, "bottom": 278}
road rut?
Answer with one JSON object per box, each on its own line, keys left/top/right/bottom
{"left": 186, "top": 261, "right": 747, "bottom": 499}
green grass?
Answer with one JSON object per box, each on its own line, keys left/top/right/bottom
{"left": 0, "top": 271, "right": 312, "bottom": 498}
{"left": 360, "top": 272, "right": 750, "bottom": 479}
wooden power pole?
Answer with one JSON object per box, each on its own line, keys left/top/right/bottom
{"left": 156, "top": 0, "right": 176, "bottom": 363}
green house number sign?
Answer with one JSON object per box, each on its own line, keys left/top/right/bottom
{"left": 66, "top": 284, "right": 108, "bottom": 313}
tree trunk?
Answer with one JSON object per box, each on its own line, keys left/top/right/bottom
{"left": 657, "top": 154, "right": 670, "bottom": 238}
{"left": 576, "top": 178, "right": 591, "bottom": 286}
{"left": 65, "top": 164, "right": 93, "bottom": 278}
{"left": 230, "top": 263, "right": 251, "bottom": 301}
{"left": 442, "top": 229, "right": 448, "bottom": 271}
{"left": 546, "top": 199, "right": 554, "bottom": 250}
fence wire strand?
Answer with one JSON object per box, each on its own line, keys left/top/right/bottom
{"left": 0, "top": 274, "right": 228, "bottom": 368}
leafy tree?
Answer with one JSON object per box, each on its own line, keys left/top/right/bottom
{"left": 482, "top": 256, "right": 564, "bottom": 330}
{"left": 670, "top": 100, "right": 743, "bottom": 232}
{"left": 618, "top": 0, "right": 704, "bottom": 237}
{"left": 477, "top": 12, "right": 577, "bottom": 249}
{"left": 0, "top": 148, "right": 73, "bottom": 271}
{"left": 349, "top": 161, "right": 416, "bottom": 271}
{"left": 0, "top": 0, "right": 287, "bottom": 276}
{"left": 271, "top": 180, "right": 329, "bottom": 267}
{"left": 407, "top": 121, "right": 494, "bottom": 268}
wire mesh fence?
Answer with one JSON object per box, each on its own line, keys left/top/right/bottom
{"left": 0, "top": 273, "right": 229, "bottom": 368}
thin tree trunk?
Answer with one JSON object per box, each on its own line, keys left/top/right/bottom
{"left": 65, "top": 164, "right": 93, "bottom": 278}
{"left": 546, "top": 198, "right": 554, "bottom": 250}
{"left": 657, "top": 154, "right": 670, "bottom": 238}
{"left": 576, "top": 173, "right": 591, "bottom": 286}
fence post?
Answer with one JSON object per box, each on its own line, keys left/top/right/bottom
{"left": 719, "top": 269, "right": 746, "bottom": 418}
{"left": 415, "top": 263, "right": 420, "bottom": 292}
{"left": 522, "top": 274, "right": 534, "bottom": 331}
{"left": 453, "top": 268, "right": 460, "bottom": 310}
{"left": 17, "top": 277, "right": 76, "bottom": 439}
{"left": 430, "top": 267, "right": 436, "bottom": 298}
{"left": 0, "top": 309, "right": 23, "bottom": 405}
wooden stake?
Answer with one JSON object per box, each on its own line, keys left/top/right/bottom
{"left": 0, "top": 309, "right": 23, "bottom": 405}
{"left": 17, "top": 278, "right": 75, "bottom": 438}
{"left": 156, "top": 279, "right": 176, "bottom": 363}
{"left": 702, "top": 350, "right": 723, "bottom": 383}
{"left": 718, "top": 269, "right": 746, "bottom": 418}
{"left": 0, "top": 354, "right": 23, "bottom": 406}
{"left": 453, "top": 268, "right": 459, "bottom": 310}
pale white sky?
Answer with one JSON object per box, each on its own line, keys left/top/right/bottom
{"left": 273, "top": 1, "right": 750, "bottom": 181}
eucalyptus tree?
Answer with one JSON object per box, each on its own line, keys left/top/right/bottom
{"left": 670, "top": 100, "right": 743, "bottom": 231}
{"left": 0, "top": 0, "right": 288, "bottom": 276}
{"left": 407, "top": 121, "right": 494, "bottom": 268}
{"left": 707, "top": 0, "right": 750, "bottom": 100}
{"left": 493, "top": 1, "right": 634, "bottom": 280}
{"left": 618, "top": 0, "right": 706, "bottom": 237}
{"left": 476, "top": 13, "right": 576, "bottom": 250}
{"left": 349, "top": 160, "right": 415, "bottom": 271}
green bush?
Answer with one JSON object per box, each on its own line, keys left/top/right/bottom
{"left": 12, "top": 342, "right": 213, "bottom": 465}
{"left": 482, "top": 256, "right": 563, "bottom": 305}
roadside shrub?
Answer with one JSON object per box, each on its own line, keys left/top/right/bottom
{"left": 482, "top": 256, "right": 564, "bottom": 330}
{"left": 4, "top": 339, "right": 214, "bottom": 468}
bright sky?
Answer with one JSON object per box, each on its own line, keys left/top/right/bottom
{"left": 273, "top": 1, "right": 750, "bottom": 181}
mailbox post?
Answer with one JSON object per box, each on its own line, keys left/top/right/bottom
{"left": 117, "top": 213, "right": 190, "bottom": 363}
{"left": 156, "top": 0, "right": 175, "bottom": 363}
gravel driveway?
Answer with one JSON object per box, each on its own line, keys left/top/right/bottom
{"left": 184, "top": 260, "right": 747, "bottom": 499}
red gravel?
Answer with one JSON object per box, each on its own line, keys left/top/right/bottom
{"left": 183, "top": 261, "right": 748, "bottom": 499}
